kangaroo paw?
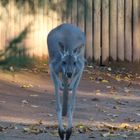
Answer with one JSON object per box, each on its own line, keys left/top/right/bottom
{"left": 66, "top": 127, "right": 72, "bottom": 140}
{"left": 58, "top": 128, "right": 65, "bottom": 140}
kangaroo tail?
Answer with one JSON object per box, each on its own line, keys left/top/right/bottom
{"left": 62, "top": 77, "right": 69, "bottom": 116}
{"left": 62, "top": 89, "right": 69, "bottom": 116}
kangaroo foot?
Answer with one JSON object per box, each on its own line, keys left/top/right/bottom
{"left": 66, "top": 127, "right": 72, "bottom": 140}
{"left": 58, "top": 128, "right": 65, "bottom": 140}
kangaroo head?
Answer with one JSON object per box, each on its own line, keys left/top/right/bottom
{"left": 58, "top": 42, "right": 83, "bottom": 78}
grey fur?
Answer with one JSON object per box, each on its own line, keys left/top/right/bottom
{"left": 47, "top": 23, "right": 85, "bottom": 140}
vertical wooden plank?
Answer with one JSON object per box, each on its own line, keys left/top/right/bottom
{"left": 13, "top": 2, "right": 18, "bottom": 37}
{"left": 47, "top": 4, "right": 53, "bottom": 32}
{"left": 71, "top": 0, "right": 77, "bottom": 26}
{"left": 37, "top": 8, "right": 43, "bottom": 57}
{"left": 7, "top": 1, "right": 11, "bottom": 40}
{"left": 77, "top": 0, "right": 85, "bottom": 32}
{"left": 30, "top": 6, "right": 36, "bottom": 57}
{"left": 110, "top": 0, "right": 117, "bottom": 61}
{"left": 46, "top": 5, "right": 50, "bottom": 57}
{"left": 102, "top": 0, "right": 109, "bottom": 64}
{"left": 117, "top": 0, "right": 124, "bottom": 61}
{"left": 93, "top": 0, "right": 101, "bottom": 63}
{"left": 18, "top": 4, "right": 23, "bottom": 54}
{"left": 14, "top": 2, "right": 21, "bottom": 57}
{"left": 4, "top": 2, "right": 10, "bottom": 49}
{"left": 125, "top": 0, "right": 132, "bottom": 62}
{"left": 4, "top": 3, "right": 8, "bottom": 48}
{"left": 57, "top": 0, "right": 62, "bottom": 26}
{"left": 52, "top": 0, "right": 58, "bottom": 28}
{"left": 85, "top": 0, "right": 93, "bottom": 61}
{"left": 48, "top": 1, "right": 53, "bottom": 30}
{"left": 24, "top": 3, "right": 31, "bottom": 56}
{"left": 133, "top": 0, "right": 140, "bottom": 62}
{"left": 28, "top": 1, "right": 35, "bottom": 57}
{"left": 0, "top": 4, "right": 1, "bottom": 50}
{"left": 61, "top": 0, "right": 67, "bottom": 23}
{"left": 40, "top": 9, "right": 44, "bottom": 57}
{"left": 46, "top": 2, "right": 54, "bottom": 57}
{"left": 29, "top": 9, "right": 34, "bottom": 57}
{"left": 11, "top": 1, "right": 14, "bottom": 36}
{"left": 42, "top": 5, "right": 48, "bottom": 57}
{"left": 66, "top": 0, "right": 72, "bottom": 23}
{"left": 55, "top": 0, "right": 61, "bottom": 26}
{"left": 0, "top": 6, "right": 8, "bottom": 52}
{"left": 41, "top": 5, "right": 48, "bottom": 57}
{"left": 0, "top": 4, "right": 2, "bottom": 50}
{"left": 0, "top": 20, "right": 2, "bottom": 49}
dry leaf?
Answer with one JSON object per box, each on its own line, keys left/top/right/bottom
{"left": 21, "top": 84, "right": 33, "bottom": 88}
{"left": 30, "top": 94, "right": 39, "bottom": 97}
{"left": 136, "top": 113, "right": 140, "bottom": 116}
{"left": 102, "top": 80, "right": 109, "bottom": 83}
{"left": 124, "top": 76, "right": 130, "bottom": 81}
{"left": 23, "top": 125, "right": 44, "bottom": 134}
{"left": 22, "top": 100, "right": 28, "bottom": 104}
{"left": 75, "top": 123, "right": 93, "bottom": 133}
{"left": 47, "top": 113, "right": 53, "bottom": 117}
{"left": 108, "top": 67, "right": 112, "bottom": 71}
{"left": 101, "top": 132, "right": 110, "bottom": 137}
{"left": 31, "top": 105, "right": 39, "bottom": 108}
{"left": 115, "top": 75, "right": 121, "bottom": 81}
{"left": 106, "top": 86, "right": 112, "bottom": 89}
{"left": 119, "top": 123, "right": 130, "bottom": 129}
{"left": 89, "top": 77, "right": 94, "bottom": 80}
{"left": 48, "top": 130, "right": 59, "bottom": 137}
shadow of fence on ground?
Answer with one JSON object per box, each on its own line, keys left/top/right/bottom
{"left": 0, "top": 23, "right": 34, "bottom": 69}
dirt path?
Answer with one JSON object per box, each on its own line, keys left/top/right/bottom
{"left": 0, "top": 67, "right": 140, "bottom": 140}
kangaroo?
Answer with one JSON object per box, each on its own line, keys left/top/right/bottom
{"left": 47, "top": 23, "right": 85, "bottom": 140}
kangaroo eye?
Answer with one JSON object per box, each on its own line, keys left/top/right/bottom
{"left": 62, "top": 61, "right": 66, "bottom": 65}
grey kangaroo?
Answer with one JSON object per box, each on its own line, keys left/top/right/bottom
{"left": 47, "top": 23, "right": 85, "bottom": 140}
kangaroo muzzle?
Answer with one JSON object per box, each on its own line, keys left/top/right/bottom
{"left": 66, "top": 72, "right": 72, "bottom": 78}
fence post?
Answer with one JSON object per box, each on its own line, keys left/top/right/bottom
{"left": 102, "top": 0, "right": 109, "bottom": 65}
{"left": 125, "top": 0, "right": 132, "bottom": 62}
{"left": 93, "top": 0, "right": 101, "bottom": 64}
{"left": 117, "top": 0, "right": 124, "bottom": 61}
{"left": 77, "top": 0, "right": 85, "bottom": 32}
{"left": 85, "top": 0, "right": 93, "bottom": 62}
{"left": 110, "top": 0, "right": 117, "bottom": 61}
{"left": 133, "top": 0, "right": 140, "bottom": 62}
{"left": 71, "top": 0, "right": 77, "bottom": 26}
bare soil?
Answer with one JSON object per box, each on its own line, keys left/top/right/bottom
{"left": 0, "top": 63, "right": 140, "bottom": 140}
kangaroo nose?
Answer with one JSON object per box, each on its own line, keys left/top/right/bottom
{"left": 67, "top": 72, "right": 72, "bottom": 78}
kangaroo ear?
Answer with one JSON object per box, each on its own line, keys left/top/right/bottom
{"left": 59, "top": 42, "right": 65, "bottom": 54}
{"left": 73, "top": 44, "right": 83, "bottom": 55}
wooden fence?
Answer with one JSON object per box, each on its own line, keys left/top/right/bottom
{"left": 0, "top": 0, "right": 140, "bottom": 64}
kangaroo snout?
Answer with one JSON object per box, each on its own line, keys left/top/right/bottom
{"left": 67, "top": 72, "right": 72, "bottom": 78}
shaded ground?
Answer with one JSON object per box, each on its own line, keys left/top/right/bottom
{"left": 0, "top": 63, "right": 140, "bottom": 140}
